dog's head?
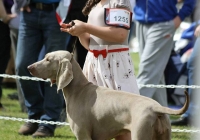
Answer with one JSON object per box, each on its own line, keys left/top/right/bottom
{"left": 28, "top": 51, "right": 73, "bottom": 91}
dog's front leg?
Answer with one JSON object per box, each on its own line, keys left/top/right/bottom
{"left": 76, "top": 137, "right": 92, "bottom": 140}
{"left": 73, "top": 128, "right": 92, "bottom": 140}
{"left": 76, "top": 134, "right": 92, "bottom": 140}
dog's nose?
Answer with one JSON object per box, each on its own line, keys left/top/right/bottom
{"left": 27, "top": 65, "right": 34, "bottom": 72}
{"left": 27, "top": 64, "right": 38, "bottom": 76}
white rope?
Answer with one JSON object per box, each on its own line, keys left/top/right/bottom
{"left": 0, "top": 116, "right": 69, "bottom": 126}
{"left": 0, "top": 116, "right": 199, "bottom": 133}
{"left": 1, "top": 74, "right": 200, "bottom": 89}
{"left": 0, "top": 74, "right": 50, "bottom": 82}
{"left": 172, "top": 129, "right": 200, "bottom": 133}
{"left": 139, "top": 84, "right": 200, "bottom": 89}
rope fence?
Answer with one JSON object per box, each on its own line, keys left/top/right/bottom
{"left": 0, "top": 74, "right": 200, "bottom": 133}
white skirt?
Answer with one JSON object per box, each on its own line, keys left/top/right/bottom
{"left": 83, "top": 45, "right": 140, "bottom": 94}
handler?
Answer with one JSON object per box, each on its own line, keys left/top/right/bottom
{"left": 135, "top": 0, "right": 195, "bottom": 107}
{"left": 61, "top": 0, "right": 139, "bottom": 140}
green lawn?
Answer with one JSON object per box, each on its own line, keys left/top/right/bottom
{"left": 0, "top": 53, "right": 194, "bottom": 140}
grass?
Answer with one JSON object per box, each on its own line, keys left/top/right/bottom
{"left": 0, "top": 52, "right": 194, "bottom": 140}
{"left": 130, "top": 52, "right": 140, "bottom": 74}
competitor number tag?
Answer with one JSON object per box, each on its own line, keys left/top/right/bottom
{"left": 104, "top": 8, "right": 132, "bottom": 29}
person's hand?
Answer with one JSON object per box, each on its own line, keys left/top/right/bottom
{"left": 173, "top": 16, "right": 181, "bottom": 29}
{"left": 60, "top": 22, "right": 74, "bottom": 32}
{"left": 194, "top": 25, "right": 200, "bottom": 37}
{"left": 20, "top": 6, "right": 31, "bottom": 12}
{"left": 2, "top": 13, "right": 17, "bottom": 24}
{"left": 60, "top": 20, "right": 86, "bottom": 36}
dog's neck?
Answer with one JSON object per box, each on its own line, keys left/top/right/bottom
{"left": 63, "top": 57, "right": 90, "bottom": 95}
{"left": 72, "top": 58, "right": 89, "bottom": 85}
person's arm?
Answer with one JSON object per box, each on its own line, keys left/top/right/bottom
{"left": 83, "top": 23, "right": 128, "bottom": 43}
{"left": 0, "top": 0, "right": 17, "bottom": 24}
{"left": 78, "top": 33, "right": 90, "bottom": 50}
{"left": 60, "top": 20, "right": 129, "bottom": 44}
{"left": 177, "top": 0, "right": 183, "bottom": 3}
{"left": 178, "top": 0, "right": 195, "bottom": 21}
{"left": 173, "top": 0, "right": 195, "bottom": 29}
{"left": 194, "top": 25, "right": 200, "bottom": 37}
{"left": 0, "top": 0, "right": 9, "bottom": 23}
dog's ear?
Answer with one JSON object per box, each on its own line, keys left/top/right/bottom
{"left": 56, "top": 58, "right": 73, "bottom": 91}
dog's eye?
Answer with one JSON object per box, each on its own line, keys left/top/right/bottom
{"left": 46, "top": 58, "right": 50, "bottom": 62}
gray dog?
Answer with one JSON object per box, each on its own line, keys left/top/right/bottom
{"left": 28, "top": 50, "right": 189, "bottom": 140}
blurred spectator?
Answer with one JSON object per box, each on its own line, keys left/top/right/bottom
{"left": 128, "top": 0, "right": 135, "bottom": 44}
{"left": 15, "top": 0, "right": 70, "bottom": 138}
{"left": 191, "top": 0, "right": 200, "bottom": 22}
{"left": 170, "top": 0, "right": 200, "bottom": 126}
{"left": 6, "top": 0, "right": 26, "bottom": 112}
{"left": 56, "top": 0, "right": 88, "bottom": 123}
{"left": 0, "top": 0, "right": 16, "bottom": 110}
{"left": 171, "top": 23, "right": 200, "bottom": 126}
{"left": 134, "top": 0, "right": 195, "bottom": 107}
{"left": 66, "top": 0, "right": 88, "bottom": 69}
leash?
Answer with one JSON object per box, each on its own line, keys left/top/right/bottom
{"left": 69, "top": 20, "right": 77, "bottom": 57}
{"left": 71, "top": 37, "right": 77, "bottom": 57}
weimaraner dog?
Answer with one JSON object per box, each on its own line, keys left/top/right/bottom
{"left": 28, "top": 50, "right": 189, "bottom": 140}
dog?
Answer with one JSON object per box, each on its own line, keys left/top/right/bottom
{"left": 27, "top": 50, "right": 189, "bottom": 140}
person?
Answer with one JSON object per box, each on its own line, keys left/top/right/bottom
{"left": 170, "top": 1, "right": 200, "bottom": 126}
{"left": 171, "top": 24, "right": 200, "bottom": 126}
{"left": 134, "top": 0, "right": 195, "bottom": 107}
{"left": 60, "top": 0, "right": 140, "bottom": 139}
{"left": 15, "top": 0, "right": 70, "bottom": 138}
{"left": 66, "top": 0, "right": 88, "bottom": 69}
{"left": 4, "top": 0, "right": 27, "bottom": 112}
{"left": 0, "top": 0, "right": 16, "bottom": 110}
{"left": 128, "top": 0, "right": 135, "bottom": 44}
{"left": 191, "top": 0, "right": 200, "bottom": 22}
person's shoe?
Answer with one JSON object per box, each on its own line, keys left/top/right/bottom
{"left": 32, "top": 126, "right": 54, "bottom": 138}
{"left": 18, "top": 122, "right": 39, "bottom": 135}
{"left": 0, "top": 103, "right": 5, "bottom": 111}
{"left": 8, "top": 92, "right": 19, "bottom": 100}
{"left": 171, "top": 116, "right": 189, "bottom": 126}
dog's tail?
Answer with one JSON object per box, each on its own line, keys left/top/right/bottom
{"left": 153, "top": 91, "right": 189, "bottom": 115}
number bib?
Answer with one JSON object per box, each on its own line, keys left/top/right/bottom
{"left": 104, "top": 8, "right": 132, "bottom": 29}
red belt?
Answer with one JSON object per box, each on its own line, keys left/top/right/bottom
{"left": 89, "top": 48, "right": 129, "bottom": 58}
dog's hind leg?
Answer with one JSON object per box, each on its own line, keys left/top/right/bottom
{"left": 130, "top": 116, "right": 154, "bottom": 140}
{"left": 131, "top": 126, "right": 153, "bottom": 140}
{"left": 152, "top": 114, "right": 171, "bottom": 140}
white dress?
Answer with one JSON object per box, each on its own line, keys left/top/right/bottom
{"left": 83, "top": 0, "right": 140, "bottom": 94}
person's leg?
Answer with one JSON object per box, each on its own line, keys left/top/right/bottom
{"left": 68, "top": 36, "right": 88, "bottom": 69}
{"left": 76, "top": 42, "right": 88, "bottom": 69}
{"left": 35, "top": 8, "right": 69, "bottom": 132}
{"left": 0, "top": 21, "right": 11, "bottom": 109}
{"left": 136, "top": 21, "right": 176, "bottom": 107}
{"left": 10, "top": 28, "right": 27, "bottom": 112}
{"left": 183, "top": 40, "right": 198, "bottom": 118}
{"left": 128, "top": 21, "right": 135, "bottom": 43}
{"left": 16, "top": 9, "right": 45, "bottom": 135}
{"left": 191, "top": 0, "right": 200, "bottom": 22}
{"left": 171, "top": 37, "right": 200, "bottom": 126}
